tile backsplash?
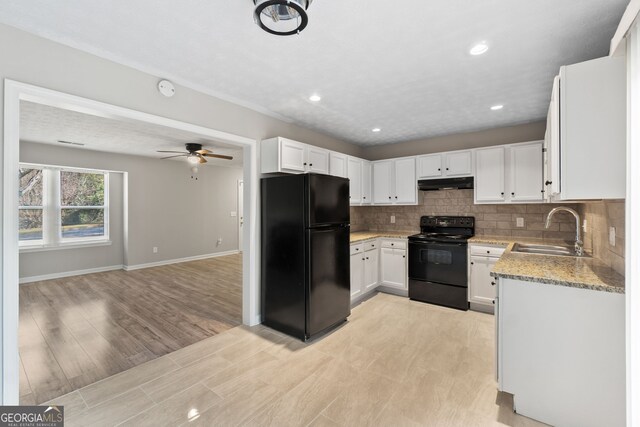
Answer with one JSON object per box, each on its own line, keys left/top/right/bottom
{"left": 351, "top": 189, "right": 626, "bottom": 276}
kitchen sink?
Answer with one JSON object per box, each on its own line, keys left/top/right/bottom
{"left": 511, "top": 243, "right": 588, "bottom": 257}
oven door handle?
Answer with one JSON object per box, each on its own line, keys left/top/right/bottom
{"left": 425, "top": 242, "right": 467, "bottom": 247}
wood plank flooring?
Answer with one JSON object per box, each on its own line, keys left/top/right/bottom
{"left": 19, "top": 254, "right": 242, "bottom": 405}
{"left": 48, "top": 293, "right": 547, "bottom": 427}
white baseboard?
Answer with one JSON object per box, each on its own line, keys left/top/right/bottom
{"left": 20, "top": 265, "right": 124, "bottom": 284}
{"left": 123, "top": 250, "right": 240, "bottom": 271}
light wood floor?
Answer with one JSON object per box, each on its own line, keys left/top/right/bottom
{"left": 19, "top": 254, "right": 242, "bottom": 405}
{"left": 48, "top": 293, "right": 546, "bottom": 427}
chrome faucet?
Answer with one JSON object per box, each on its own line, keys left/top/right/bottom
{"left": 545, "top": 207, "right": 584, "bottom": 256}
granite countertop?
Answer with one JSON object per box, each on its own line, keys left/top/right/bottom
{"left": 350, "top": 230, "right": 414, "bottom": 243}
{"left": 488, "top": 240, "right": 625, "bottom": 294}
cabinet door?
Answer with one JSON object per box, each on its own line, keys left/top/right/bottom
{"left": 350, "top": 252, "right": 364, "bottom": 301}
{"left": 373, "top": 161, "right": 394, "bottom": 204}
{"left": 394, "top": 157, "right": 417, "bottom": 204}
{"left": 347, "top": 157, "right": 363, "bottom": 205}
{"left": 363, "top": 249, "right": 379, "bottom": 292}
{"left": 469, "top": 256, "right": 497, "bottom": 306}
{"left": 417, "top": 154, "right": 443, "bottom": 178}
{"left": 362, "top": 161, "right": 372, "bottom": 205}
{"left": 445, "top": 151, "right": 473, "bottom": 176}
{"left": 475, "top": 147, "right": 506, "bottom": 203}
{"left": 547, "top": 76, "right": 561, "bottom": 197}
{"left": 381, "top": 248, "right": 407, "bottom": 289}
{"left": 329, "top": 152, "right": 348, "bottom": 178}
{"left": 307, "top": 146, "right": 330, "bottom": 174}
{"left": 280, "top": 139, "right": 306, "bottom": 173}
{"left": 510, "top": 142, "right": 544, "bottom": 202}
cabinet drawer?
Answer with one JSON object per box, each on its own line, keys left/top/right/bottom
{"left": 350, "top": 243, "right": 365, "bottom": 256}
{"left": 381, "top": 240, "right": 407, "bottom": 250}
{"left": 470, "top": 244, "right": 506, "bottom": 257}
{"left": 364, "top": 240, "right": 379, "bottom": 251}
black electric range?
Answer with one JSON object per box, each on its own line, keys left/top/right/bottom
{"left": 408, "top": 216, "right": 475, "bottom": 310}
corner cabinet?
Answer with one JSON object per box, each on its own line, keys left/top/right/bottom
{"left": 372, "top": 158, "right": 417, "bottom": 205}
{"left": 475, "top": 142, "right": 543, "bottom": 204}
{"left": 261, "top": 137, "right": 329, "bottom": 174}
{"left": 544, "top": 56, "right": 626, "bottom": 200}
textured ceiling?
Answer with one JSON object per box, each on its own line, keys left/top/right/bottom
{"left": 0, "top": 0, "right": 629, "bottom": 146}
{"left": 20, "top": 101, "right": 244, "bottom": 167}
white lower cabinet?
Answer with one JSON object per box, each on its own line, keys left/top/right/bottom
{"left": 469, "top": 244, "right": 506, "bottom": 313}
{"left": 350, "top": 241, "right": 379, "bottom": 302}
{"left": 380, "top": 240, "right": 407, "bottom": 289}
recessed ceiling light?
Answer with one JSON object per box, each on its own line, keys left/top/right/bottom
{"left": 470, "top": 42, "right": 489, "bottom": 56}
{"left": 490, "top": 105, "right": 504, "bottom": 111}
{"left": 309, "top": 94, "right": 322, "bottom": 102}
{"left": 372, "top": 128, "right": 381, "bottom": 133}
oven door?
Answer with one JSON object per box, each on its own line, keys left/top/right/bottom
{"left": 408, "top": 241, "right": 468, "bottom": 287}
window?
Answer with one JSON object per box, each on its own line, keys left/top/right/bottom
{"left": 19, "top": 164, "right": 109, "bottom": 249}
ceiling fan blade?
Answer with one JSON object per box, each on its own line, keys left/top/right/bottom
{"left": 195, "top": 149, "right": 212, "bottom": 154}
{"left": 157, "top": 150, "right": 186, "bottom": 154}
{"left": 160, "top": 154, "right": 187, "bottom": 159}
{"left": 202, "top": 153, "right": 234, "bottom": 160}
{"left": 199, "top": 156, "right": 208, "bottom": 164}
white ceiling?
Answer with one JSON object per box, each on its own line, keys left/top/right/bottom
{"left": 20, "top": 101, "right": 244, "bottom": 166}
{"left": 0, "top": 0, "right": 629, "bottom": 146}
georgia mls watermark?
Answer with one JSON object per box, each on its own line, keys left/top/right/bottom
{"left": 0, "top": 406, "right": 63, "bottom": 427}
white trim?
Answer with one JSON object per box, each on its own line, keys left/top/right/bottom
{"left": 611, "top": 0, "right": 640, "bottom": 56}
{"left": 19, "top": 240, "right": 112, "bottom": 253}
{"left": 2, "top": 80, "right": 260, "bottom": 405}
{"left": 123, "top": 250, "right": 240, "bottom": 271}
{"left": 19, "top": 265, "right": 123, "bottom": 284}
{"left": 627, "top": 22, "right": 640, "bottom": 427}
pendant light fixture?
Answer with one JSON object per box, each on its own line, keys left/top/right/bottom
{"left": 253, "top": 0, "right": 313, "bottom": 36}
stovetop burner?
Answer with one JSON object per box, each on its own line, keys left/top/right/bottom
{"left": 408, "top": 216, "right": 475, "bottom": 243}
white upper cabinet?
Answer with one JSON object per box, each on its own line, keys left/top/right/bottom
{"left": 544, "top": 76, "right": 561, "bottom": 198}
{"left": 373, "top": 158, "right": 417, "bottom": 205}
{"left": 417, "top": 150, "right": 473, "bottom": 179}
{"left": 373, "top": 160, "right": 394, "bottom": 204}
{"left": 329, "top": 151, "right": 348, "bottom": 178}
{"left": 475, "top": 147, "right": 506, "bottom": 203}
{"left": 261, "top": 137, "right": 330, "bottom": 174}
{"left": 510, "top": 142, "right": 544, "bottom": 202}
{"left": 445, "top": 150, "right": 473, "bottom": 177}
{"left": 549, "top": 56, "right": 626, "bottom": 200}
{"left": 306, "top": 146, "right": 330, "bottom": 174}
{"left": 347, "top": 157, "right": 363, "bottom": 205}
{"left": 417, "top": 154, "right": 443, "bottom": 178}
{"left": 362, "top": 161, "right": 372, "bottom": 205}
{"left": 394, "top": 157, "right": 417, "bottom": 204}
{"left": 279, "top": 138, "right": 306, "bottom": 173}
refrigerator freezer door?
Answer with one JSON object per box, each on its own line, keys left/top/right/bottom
{"left": 306, "top": 226, "right": 351, "bottom": 338}
{"left": 307, "top": 174, "right": 350, "bottom": 227}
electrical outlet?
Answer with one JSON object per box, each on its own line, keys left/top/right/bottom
{"left": 217, "top": 238, "right": 223, "bottom": 246}
{"left": 583, "top": 219, "right": 588, "bottom": 232}
{"left": 390, "top": 215, "right": 396, "bottom": 224}
{"left": 153, "top": 247, "right": 158, "bottom": 254}
{"left": 609, "top": 227, "right": 616, "bottom": 247}
{"left": 516, "top": 218, "right": 525, "bottom": 228}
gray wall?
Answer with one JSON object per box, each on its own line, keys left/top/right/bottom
{"left": 362, "top": 121, "right": 546, "bottom": 160}
{"left": 19, "top": 141, "right": 243, "bottom": 277}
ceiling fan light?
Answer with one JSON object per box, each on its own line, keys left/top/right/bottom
{"left": 253, "top": 0, "right": 312, "bottom": 36}
{"left": 187, "top": 154, "right": 200, "bottom": 164}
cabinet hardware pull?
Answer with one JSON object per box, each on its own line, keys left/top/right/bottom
{"left": 487, "top": 250, "right": 490, "bottom": 254}
{"left": 395, "top": 196, "right": 398, "bottom": 199}
{"left": 403, "top": 255, "right": 406, "bottom": 258}
{"left": 545, "top": 180, "right": 552, "bottom": 186}
{"left": 438, "top": 168, "right": 441, "bottom": 171}
{"left": 362, "top": 258, "right": 365, "bottom": 261}
{"left": 304, "top": 162, "right": 307, "bottom": 166}
{"left": 446, "top": 168, "right": 449, "bottom": 171}
{"left": 511, "top": 192, "right": 515, "bottom": 196}
{"left": 388, "top": 196, "right": 391, "bottom": 199}
{"left": 310, "top": 163, "right": 313, "bottom": 167}
{"left": 491, "top": 282, "right": 496, "bottom": 286}
{"left": 355, "top": 248, "right": 359, "bottom": 251}
{"left": 366, "top": 257, "right": 369, "bottom": 260}
{"left": 492, "top": 300, "right": 495, "bottom": 305}
{"left": 470, "top": 262, "right": 474, "bottom": 265}
{"left": 501, "top": 192, "right": 505, "bottom": 196}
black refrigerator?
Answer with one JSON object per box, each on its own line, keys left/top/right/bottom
{"left": 261, "top": 173, "right": 351, "bottom": 341}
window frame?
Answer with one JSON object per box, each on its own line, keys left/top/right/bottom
{"left": 19, "top": 163, "right": 110, "bottom": 251}
{"left": 18, "top": 165, "right": 45, "bottom": 248}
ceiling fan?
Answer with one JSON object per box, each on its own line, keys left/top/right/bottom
{"left": 157, "top": 143, "right": 233, "bottom": 164}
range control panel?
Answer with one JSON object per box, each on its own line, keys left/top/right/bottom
{"left": 420, "top": 216, "right": 475, "bottom": 228}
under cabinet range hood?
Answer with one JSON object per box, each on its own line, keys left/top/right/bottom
{"left": 418, "top": 177, "right": 474, "bottom": 191}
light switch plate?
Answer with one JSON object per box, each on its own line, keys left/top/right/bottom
{"left": 153, "top": 247, "right": 158, "bottom": 253}
{"left": 230, "top": 211, "right": 237, "bottom": 217}
{"left": 390, "top": 215, "right": 396, "bottom": 224}
{"left": 516, "top": 218, "right": 524, "bottom": 228}
{"left": 609, "top": 227, "right": 616, "bottom": 247}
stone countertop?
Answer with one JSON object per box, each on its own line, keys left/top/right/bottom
{"left": 487, "top": 240, "right": 625, "bottom": 294}
{"left": 350, "top": 231, "right": 414, "bottom": 243}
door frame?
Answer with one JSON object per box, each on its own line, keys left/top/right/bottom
{"left": 237, "top": 179, "right": 244, "bottom": 252}
{"left": 2, "top": 80, "right": 261, "bottom": 404}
